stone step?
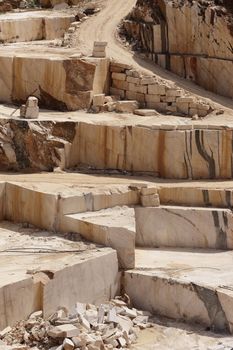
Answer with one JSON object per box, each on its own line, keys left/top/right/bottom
{"left": 124, "top": 248, "right": 233, "bottom": 333}
{"left": 135, "top": 205, "right": 233, "bottom": 250}
{"left": 62, "top": 206, "right": 136, "bottom": 269}
{"left": 0, "top": 221, "right": 119, "bottom": 330}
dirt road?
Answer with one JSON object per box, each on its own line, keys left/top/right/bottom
{"left": 77, "top": 0, "right": 233, "bottom": 110}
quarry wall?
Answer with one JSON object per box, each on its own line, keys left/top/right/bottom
{"left": 122, "top": 0, "right": 233, "bottom": 98}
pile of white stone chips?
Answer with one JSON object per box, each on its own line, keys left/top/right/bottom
{"left": 0, "top": 297, "right": 153, "bottom": 350}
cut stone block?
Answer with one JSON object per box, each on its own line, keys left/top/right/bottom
{"left": 115, "top": 101, "right": 139, "bottom": 113}
{"left": 145, "top": 94, "right": 160, "bottom": 103}
{"left": 140, "top": 76, "right": 156, "bottom": 85}
{"left": 133, "top": 109, "right": 158, "bottom": 116}
{"left": 92, "top": 51, "right": 106, "bottom": 58}
{"left": 176, "top": 101, "right": 189, "bottom": 114}
{"left": 124, "top": 248, "right": 233, "bottom": 333}
{"left": 141, "top": 187, "right": 158, "bottom": 195}
{"left": 112, "top": 79, "right": 129, "bottom": 91}
{"left": 126, "top": 76, "right": 140, "bottom": 84}
{"left": 148, "top": 84, "right": 166, "bottom": 95}
{"left": 63, "top": 207, "right": 136, "bottom": 269}
{"left": 166, "top": 89, "right": 183, "bottom": 97}
{"left": 93, "top": 94, "right": 105, "bottom": 107}
{"left": 25, "top": 106, "right": 39, "bottom": 119}
{"left": 110, "top": 87, "right": 125, "bottom": 98}
{"left": 128, "top": 83, "right": 147, "bottom": 94}
{"left": 126, "top": 91, "right": 145, "bottom": 103}
{"left": 26, "top": 96, "right": 38, "bottom": 108}
{"left": 135, "top": 206, "right": 233, "bottom": 249}
{"left": 0, "top": 220, "right": 119, "bottom": 329}
{"left": 0, "top": 52, "right": 109, "bottom": 111}
{"left": 140, "top": 194, "right": 160, "bottom": 207}
{"left": 48, "top": 324, "right": 79, "bottom": 338}
{"left": 112, "top": 73, "right": 126, "bottom": 81}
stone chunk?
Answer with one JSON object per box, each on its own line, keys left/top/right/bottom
{"left": 107, "top": 307, "right": 118, "bottom": 323}
{"left": 128, "top": 83, "right": 147, "bottom": 94}
{"left": 63, "top": 338, "right": 74, "bottom": 350}
{"left": 93, "top": 41, "right": 107, "bottom": 58}
{"left": 75, "top": 302, "right": 86, "bottom": 315}
{"left": 133, "top": 109, "right": 158, "bottom": 116}
{"left": 48, "top": 324, "right": 79, "bottom": 338}
{"left": 148, "top": 84, "right": 166, "bottom": 95}
{"left": 112, "top": 73, "right": 126, "bottom": 81}
{"left": 20, "top": 96, "right": 39, "bottom": 119}
{"left": 166, "top": 89, "right": 182, "bottom": 97}
{"left": 26, "top": 96, "right": 38, "bottom": 108}
{"left": 112, "top": 79, "right": 129, "bottom": 90}
{"left": 145, "top": 94, "right": 160, "bottom": 103}
{"left": 141, "top": 194, "right": 160, "bottom": 207}
{"left": 0, "top": 327, "right": 12, "bottom": 337}
{"left": 126, "top": 76, "right": 140, "bottom": 84}
{"left": 140, "top": 76, "right": 156, "bottom": 85}
{"left": 110, "top": 87, "right": 125, "bottom": 99}
{"left": 79, "top": 314, "right": 91, "bottom": 330}
{"left": 25, "top": 106, "right": 39, "bottom": 119}
{"left": 177, "top": 96, "right": 194, "bottom": 103}
{"left": 93, "top": 94, "right": 105, "bottom": 107}
{"left": 29, "top": 310, "right": 43, "bottom": 319}
{"left": 141, "top": 187, "right": 157, "bottom": 196}
{"left": 115, "top": 100, "right": 139, "bottom": 113}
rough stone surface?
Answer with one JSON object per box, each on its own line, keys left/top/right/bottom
{"left": 122, "top": 0, "right": 233, "bottom": 98}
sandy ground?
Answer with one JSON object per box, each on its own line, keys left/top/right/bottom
{"left": 132, "top": 323, "right": 233, "bottom": 350}
{"left": 1, "top": 104, "right": 233, "bottom": 126}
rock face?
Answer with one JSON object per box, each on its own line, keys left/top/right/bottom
{"left": 0, "top": 119, "right": 76, "bottom": 171}
{"left": 0, "top": 53, "right": 110, "bottom": 110}
{"left": 135, "top": 206, "right": 233, "bottom": 249}
{"left": 2, "top": 119, "right": 233, "bottom": 179}
{"left": 121, "top": 0, "right": 233, "bottom": 98}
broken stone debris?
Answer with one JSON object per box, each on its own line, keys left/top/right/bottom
{"left": 0, "top": 298, "right": 152, "bottom": 350}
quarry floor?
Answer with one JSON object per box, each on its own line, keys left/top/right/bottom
{"left": 2, "top": 171, "right": 233, "bottom": 189}
{"left": 1, "top": 104, "right": 233, "bottom": 128}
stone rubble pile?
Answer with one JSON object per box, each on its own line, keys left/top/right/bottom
{"left": 0, "top": 298, "right": 153, "bottom": 350}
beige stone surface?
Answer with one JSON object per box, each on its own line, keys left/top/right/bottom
{"left": 132, "top": 323, "right": 233, "bottom": 350}
{"left": 0, "top": 12, "right": 74, "bottom": 43}
{"left": 0, "top": 221, "right": 119, "bottom": 329}
{"left": 135, "top": 206, "right": 233, "bottom": 249}
{"left": 5, "top": 183, "right": 58, "bottom": 230}
{"left": 125, "top": 247, "right": 233, "bottom": 332}
{"left": 1, "top": 115, "right": 233, "bottom": 177}
{"left": 0, "top": 52, "right": 109, "bottom": 110}
{"left": 43, "top": 248, "right": 119, "bottom": 318}
{"left": 62, "top": 207, "right": 135, "bottom": 269}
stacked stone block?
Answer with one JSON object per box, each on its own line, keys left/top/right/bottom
{"left": 92, "top": 41, "right": 107, "bottom": 58}
{"left": 110, "top": 62, "right": 211, "bottom": 117}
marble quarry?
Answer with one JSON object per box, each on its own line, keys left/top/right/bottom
{"left": 0, "top": 0, "right": 233, "bottom": 349}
